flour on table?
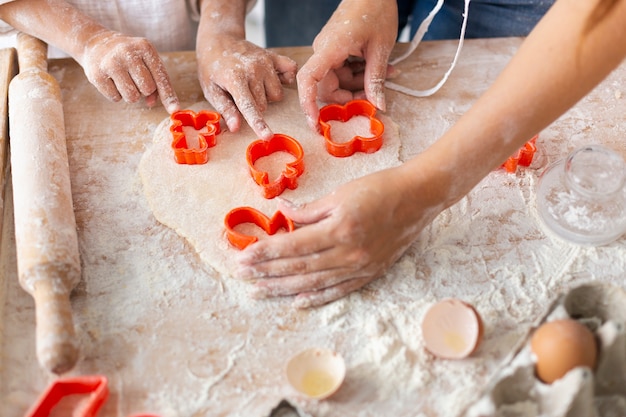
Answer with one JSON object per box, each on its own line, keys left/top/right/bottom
{"left": 139, "top": 89, "right": 401, "bottom": 279}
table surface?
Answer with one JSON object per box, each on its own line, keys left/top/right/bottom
{"left": 1, "top": 38, "right": 625, "bottom": 417}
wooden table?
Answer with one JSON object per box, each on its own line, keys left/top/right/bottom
{"left": 1, "top": 38, "right": 625, "bottom": 417}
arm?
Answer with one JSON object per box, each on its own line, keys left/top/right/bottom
{"left": 0, "top": 0, "right": 179, "bottom": 112}
{"left": 235, "top": 0, "right": 626, "bottom": 308}
{"left": 196, "top": 0, "right": 297, "bottom": 140}
{"left": 296, "top": 0, "right": 398, "bottom": 130}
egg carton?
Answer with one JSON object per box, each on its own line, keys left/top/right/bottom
{"left": 464, "top": 282, "right": 626, "bottom": 417}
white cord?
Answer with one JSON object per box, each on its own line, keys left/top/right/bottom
{"left": 386, "top": 0, "right": 471, "bottom": 97}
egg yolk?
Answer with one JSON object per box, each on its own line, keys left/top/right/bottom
{"left": 301, "top": 369, "right": 335, "bottom": 397}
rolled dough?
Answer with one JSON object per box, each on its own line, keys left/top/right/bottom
{"left": 139, "top": 88, "right": 401, "bottom": 278}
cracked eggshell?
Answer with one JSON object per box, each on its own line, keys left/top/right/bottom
{"left": 285, "top": 348, "right": 346, "bottom": 400}
{"left": 421, "top": 299, "right": 484, "bottom": 359}
{"left": 530, "top": 318, "right": 598, "bottom": 384}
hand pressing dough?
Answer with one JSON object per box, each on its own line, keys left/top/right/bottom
{"left": 139, "top": 88, "right": 401, "bottom": 277}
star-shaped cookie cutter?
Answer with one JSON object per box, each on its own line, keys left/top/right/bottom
{"left": 318, "top": 99, "right": 384, "bottom": 157}
{"left": 224, "top": 206, "right": 295, "bottom": 250}
{"left": 170, "top": 109, "right": 221, "bottom": 165}
{"left": 246, "top": 133, "right": 305, "bottom": 199}
{"left": 501, "top": 134, "right": 538, "bottom": 173}
{"left": 25, "top": 375, "right": 109, "bottom": 417}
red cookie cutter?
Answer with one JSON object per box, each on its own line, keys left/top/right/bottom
{"left": 246, "top": 134, "right": 305, "bottom": 199}
{"left": 170, "top": 109, "right": 221, "bottom": 164}
{"left": 25, "top": 375, "right": 109, "bottom": 417}
{"left": 501, "top": 134, "right": 538, "bottom": 173}
{"left": 318, "top": 99, "right": 384, "bottom": 157}
{"left": 224, "top": 206, "right": 295, "bottom": 250}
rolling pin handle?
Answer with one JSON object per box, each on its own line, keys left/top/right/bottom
{"left": 32, "top": 272, "right": 80, "bottom": 375}
{"left": 16, "top": 32, "right": 48, "bottom": 73}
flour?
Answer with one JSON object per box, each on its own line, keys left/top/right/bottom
{"left": 3, "top": 49, "right": 626, "bottom": 417}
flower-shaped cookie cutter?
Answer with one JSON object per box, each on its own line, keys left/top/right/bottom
{"left": 25, "top": 375, "right": 109, "bottom": 417}
{"left": 501, "top": 134, "right": 538, "bottom": 173}
{"left": 170, "top": 109, "right": 221, "bottom": 165}
{"left": 246, "top": 134, "right": 305, "bottom": 199}
{"left": 318, "top": 99, "right": 384, "bottom": 157}
{"left": 224, "top": 206, "right": 295, "bottom": 250}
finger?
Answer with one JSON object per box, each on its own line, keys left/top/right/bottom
{"left": 142, "top": 53, "right": 180, "bottom": 113}
{"left": 271, "top": 54, "right": 298, "bottom": 85}
{"left": 251, "top": 266, "right": 357, "bottom": 298}
{"left": 292, "top": 276, "right": 377, "bottom": 309}
{"left": 235, "top": 217, "right": 336, "bottom": 268}
{"left": 230, "top": 83, "right": 273, "bottom": 140}
{"left": 337, "top": 68, "right": 366, "bottom": 91}
{"left": 276, "top": 197, "right": 331, "bottom": 225}
{"left": 317, "top": 73, "right": 353, "bottom": 105}
{"left": 296, "top": 55, "right": 327, "bottom": 130}
{"left": 145, "top": 91, "right": 158, "bottom": 107}
{"left": 97, "top": 77, "right": 123, "bottom": 102}
{"left": 127, "top": 59, "right": 157, "bottom": 97}
{"left": 203, "top": 82, "right": 242, "bottom": 133}
{"left": 248, "top": 78, "right": 268, "bottom": 113}
{"left": 363, "top": 46, "right": 391, "bottom": 111}
{"left": 262, "top": 71, "right": 284, "bottom": 103}
{"left": 110, "top": 70, "right": 142, "bottom": 103}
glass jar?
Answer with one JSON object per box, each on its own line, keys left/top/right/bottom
{"left": 536, "top": 144, "right": 626, "bottom": 245}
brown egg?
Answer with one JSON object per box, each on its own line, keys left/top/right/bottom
{"left": 530, "top": 318, "right": 598, "bottom": 384}
{"left": 421, "top": 299, "right": 484, "bottom": 359}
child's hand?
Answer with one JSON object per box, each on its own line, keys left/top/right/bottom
{"left": 197, "top": 35, "right": 297, "bottom": 140}
{"left": 80, "top": 31, "right": 180, "bottom": 113}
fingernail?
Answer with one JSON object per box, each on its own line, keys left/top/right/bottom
{"left": 276, "top": 197, "right": 299, "bottom": 209}
{"left": 292, "top": 297, "right": 312, "bottom": 309}
{"left": 260, "top": 127, "right": 273, "bottom": 141}
{"left": 386, "top": 66, "right": 401, "bottom": 80}
{"left": 235, "top": 266, "right": 256, "bottom": 280}
{"left": 250, "top": 285, "right": 269, "bottom": 299}
{"left": 164, "top": 98, "right": 180, "bottom": 114}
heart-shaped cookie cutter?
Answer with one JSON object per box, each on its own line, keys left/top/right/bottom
{"left": 224, "top": 206, "right": 295, "bottom": 250}
{"left": 246, "top": 134, "right": 305, "bottom": 199}
{"left": 25, "top": 375, "right": 109, "bottom": 417}
{"left": 170, "top": 109, "right": 221, "bottom": 165}
{"left": 318, "top": 99, "right": 384, "bottom": 157}
{"left": 501, "top": 134, "right": 538, "bottom": 173}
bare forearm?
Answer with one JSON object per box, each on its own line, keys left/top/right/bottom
{"left": 0, "top": 0, "right": 110, "bottom": 61}
{"left": 197, "top": 0, "right": 247, "bottom": 40}
{"left": 401, "top": 0, "right": 626, "bottom": 211}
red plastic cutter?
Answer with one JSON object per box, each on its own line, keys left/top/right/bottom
{"left": 224, "top": 207, "right": 295, "bottom": 250}
{"left": 170, "top": 109, "right": 221, "bottom": 165}
{"left": 25, "top": 375, "right": 109, "bottom": 417}
{"left": 318, "top": 99, "right": 384, "bottom": 157}
{"left": 246, "top": 134, "right": 305, "bottom": 199}
{"left": 501, "top": 134, "right": 538, "bottom": 173}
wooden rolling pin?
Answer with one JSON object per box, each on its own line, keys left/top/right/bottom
{"left": 9, "top": 33, "right": 81, "bottom": 374}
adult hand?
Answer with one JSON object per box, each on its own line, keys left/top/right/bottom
{"left": 80, "top": 31, "right": 180, "bottom": 113}
{"left": 234, "top": 163, "right": 444, "bottom": 308}
{"left": 297, "top": 0, "right": 398, "bottom": 130}
{"left": 197, "top": 35, "right": 297, "bottom": 140}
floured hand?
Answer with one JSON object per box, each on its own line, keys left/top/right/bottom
{"left": 80, "top": 31, "right": 180, "bottom": 113}
{"left": 197, "top": 34, "right": 297, "bottom": 140}
{"left": 234, "top": 164, "right": 443, "bottom": 308}
{"left": 297, "top": 0, "right": 398, "bottom": 130}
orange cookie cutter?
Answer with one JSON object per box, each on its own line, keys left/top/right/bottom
{"left": 318, "top": 99, "right": 384, "bottom": 157}
{"left": 501, "top": 134, "right": 538, "bottom": 173}
{"left": 224, "top": 206, "right": 295, "bottom": 250}
{"left": 170, "top": 109, "right": 221, "bottom": 165}
{"left": 246, "top": 134, "right": 305, "bottom": 199}
{"left": 25, "top": 375, "right": 109, "bottom": 417}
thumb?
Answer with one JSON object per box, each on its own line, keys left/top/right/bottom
{"left": 364, "top": 47, "right": 392, "bottom": 112}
